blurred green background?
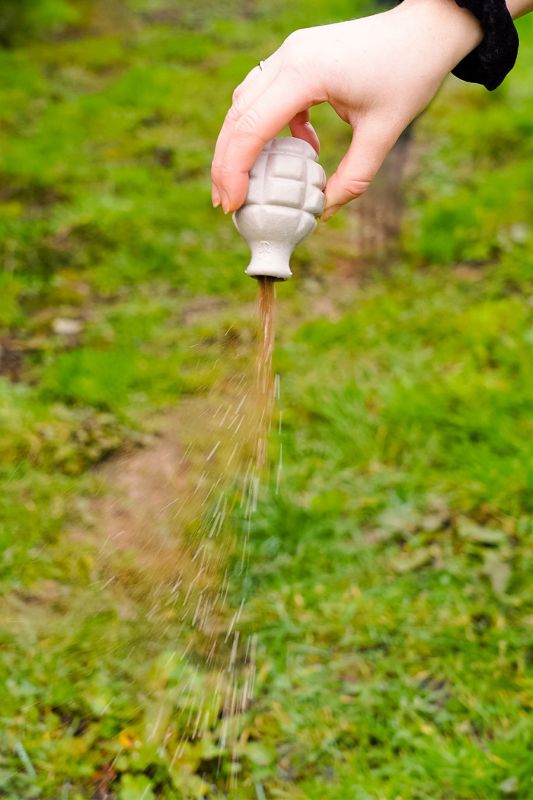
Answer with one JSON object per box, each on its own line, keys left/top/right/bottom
{"left": 0, "top": 1, "right": 532, "bottom": 798}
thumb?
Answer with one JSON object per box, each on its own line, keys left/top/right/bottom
{"left": 323, "top": 121, "right": 397, "bottom": 220}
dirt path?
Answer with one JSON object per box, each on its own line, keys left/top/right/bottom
{"left": 80, "top": 392, "right": 245, "bottom": 592}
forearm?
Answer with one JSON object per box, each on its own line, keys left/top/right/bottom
{"left": 401, "top": 0, "right": 532, "bottom": 24}
{"left": 507, "top": 0, "right": 533, "bottom": 17}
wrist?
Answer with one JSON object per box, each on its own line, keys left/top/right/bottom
{"left": 396, "top": 0, "right": 483, "bottom": 67}
{"left": 398, "top": 0, "right": 521, "bottom": 90}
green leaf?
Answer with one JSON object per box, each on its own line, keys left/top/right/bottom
{"left": 244, "top": 742, "right": 276, "bottom": 767}
{"left": 119, "top": 774, "right": 155, "bottom": 800}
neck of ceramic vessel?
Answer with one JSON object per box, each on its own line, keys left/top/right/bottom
{"left": 245, "top": 240, "right": 293, "bottom": 281}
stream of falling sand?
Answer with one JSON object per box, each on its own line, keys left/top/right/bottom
{"left": 162, "top": 277, "right": 279, "bottom": 785}
{"left": 216, "top": 277, "right": 278, "bottom": 781}
{"left": 255, "top": 277, "right": 276, "bottom": 468}
{"left": 95, "top": 279, "right": 280, "bottom": 789}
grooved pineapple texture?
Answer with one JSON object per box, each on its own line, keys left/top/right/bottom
{"left": 248, "top": 138, "right": 326, "bottom": 217}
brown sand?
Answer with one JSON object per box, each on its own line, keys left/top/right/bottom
{"left": 255, "top": 277, "right": 276, "bottom": 467}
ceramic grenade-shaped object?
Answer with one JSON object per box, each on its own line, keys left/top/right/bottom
{"left": 233, "top": 137, "right": 326, "bottom": 280}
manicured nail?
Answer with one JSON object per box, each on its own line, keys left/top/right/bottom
{"left": 322, "top": 204, "right": 340, "bottom": 222}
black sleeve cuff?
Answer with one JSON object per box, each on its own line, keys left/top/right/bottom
{"left": 396, "top": 0, "right": 519, "bottom": 91}
{"left": 451, "top": 0, "right": 519, "bottom": 90}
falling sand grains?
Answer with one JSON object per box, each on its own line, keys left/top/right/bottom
{"left": 90, "top": 279, "right": 282, "bottom": 788}
{"left": 255, "top": 277, "right": 276, "bottom": 468}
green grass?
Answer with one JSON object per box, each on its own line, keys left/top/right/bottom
{"left": 241, "top": 260, "right": 532, "bottom": 799}
{"left": 0, "top": 1, "right": 532, "bottom": 798}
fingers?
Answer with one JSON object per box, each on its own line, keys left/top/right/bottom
{"left": 289, "top": 110, "right": 320, "bottom": 155}
{"left": 211, "top": 59, "right": 279, "bottom": 212}
{"left": 212, "top": 63, "right": 277, "bottom": 205}
{"left": 212, "top": 68, "right": 312, "bottom": 213}
{"left": 233, "top": 59, "right": 276, "bottom": 106}
{"left": 214, "top": 60, "right": 278, "bottom": 166}
{"left": 323, "top": 120, "right": 398, "bottom": 220}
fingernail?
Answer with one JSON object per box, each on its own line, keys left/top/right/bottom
{"left": 212, "top": 185, "right": 221, "bottom": 208}
{"left": 322, "top": 204, "right": 340, "bottom": 222}
{"left": 221, "top": 190, "right": 231, "bottom": 214}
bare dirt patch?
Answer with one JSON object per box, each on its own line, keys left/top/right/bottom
{"left": 79, "top": 383, "right": 254, "bottom": 602}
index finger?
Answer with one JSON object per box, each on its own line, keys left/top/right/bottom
{"left": 211, "top": 60, "right": 278, "bottom": 196}
{"left": 212, "top": 74, "right": 313, "bottom": 213}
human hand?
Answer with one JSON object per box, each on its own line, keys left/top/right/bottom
{"left": 211, "top": 0, "right": 482, "bottom": 219}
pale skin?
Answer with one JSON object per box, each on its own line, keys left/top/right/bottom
{"left": 211, "top": 0, "right": 533, "bottom": 220}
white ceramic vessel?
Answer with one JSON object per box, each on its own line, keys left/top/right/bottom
{"left": 233, "top": 137, "right": 326, "bottom": 280}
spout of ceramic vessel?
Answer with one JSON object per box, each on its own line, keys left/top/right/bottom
{"left": 244, "top": 240, "right": 293, "bottom": 281}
